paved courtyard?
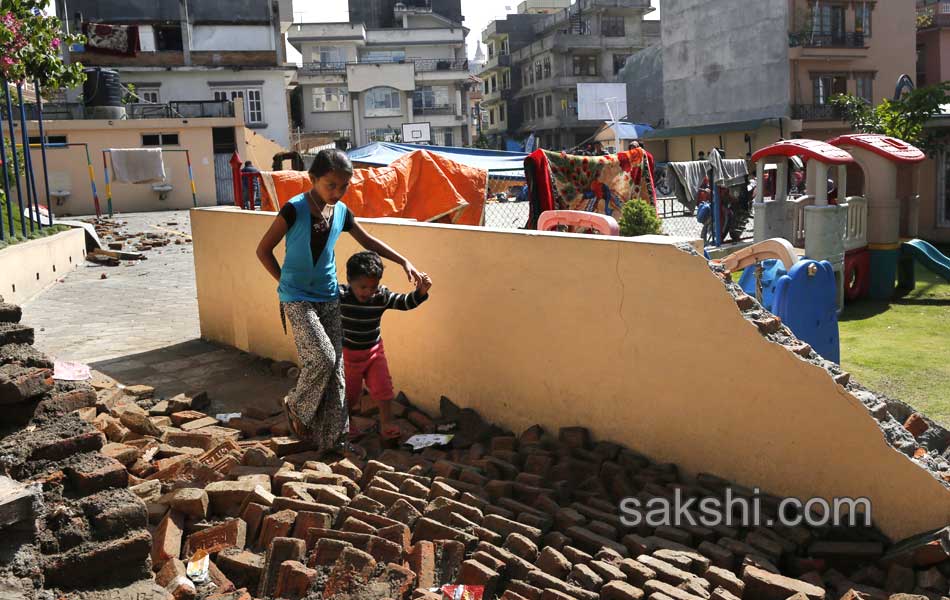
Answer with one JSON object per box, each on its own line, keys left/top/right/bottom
{"left": 21, "top": 210, "right": 292, "bottom": 414}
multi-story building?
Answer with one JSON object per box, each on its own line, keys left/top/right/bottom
{"left": 288, "top": 0, "right": 470, "bottom": 150}
{"left": 54, "top": 0, "right": 296, "bottom": 148}
{"left": 916, "top": 0, "right": 950, "bottom": 87}
{"left": 477, "top": 0, "right": 572, "bottom": 150}
{"left": 506, "top": 0, "right": 658, "bottom": 151}
{"left": 633, "top": 0, "right": 915, "bottom": 161}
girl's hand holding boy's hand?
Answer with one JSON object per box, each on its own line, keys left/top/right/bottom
{"left": 416, "top": 272, "right": 432, "bottom": 296}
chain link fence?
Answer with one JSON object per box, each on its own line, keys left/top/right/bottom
{"left": 484, "top": 199, "right": 530, "bottom": 229}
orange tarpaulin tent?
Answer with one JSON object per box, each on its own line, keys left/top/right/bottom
{"left": 258, "top": 149, "right": 487, "bottom": 226}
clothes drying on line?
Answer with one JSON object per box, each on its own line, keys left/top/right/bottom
{"left": 109, "top": 148, "right": 166, "bottom": 184}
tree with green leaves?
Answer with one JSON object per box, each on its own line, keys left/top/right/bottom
{"left": 831, "top": 82, "right": 950, "bottom": 157}
{"left": 1, "top": 0, "right": 85, "bottom": 90}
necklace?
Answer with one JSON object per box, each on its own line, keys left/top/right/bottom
{"left": 306, "top": 191, "right": 331, "bottom": 227}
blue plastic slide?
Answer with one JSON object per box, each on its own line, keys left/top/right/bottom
{"left": 902, "top": 239, "right": 950, "bottom": 282}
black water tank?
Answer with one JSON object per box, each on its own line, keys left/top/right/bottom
{"left": 82, "top": 67, "right": 122, "bottom": 107}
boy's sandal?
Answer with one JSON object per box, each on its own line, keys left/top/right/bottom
{"left": 283, "top": 397, "right": 306, "bottom": 439}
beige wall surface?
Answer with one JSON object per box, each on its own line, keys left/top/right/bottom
{"left": 192, "top": 207, "right": 950, "bottom": 540}
{"left": 5, "top": 117, "right": 247, "bottom": 216}
{"left": 0, "top": 229, "right": 86, "bottom": 304}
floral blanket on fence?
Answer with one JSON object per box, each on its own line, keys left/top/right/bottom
{"left": 82, "top": 23, "right": 139, "bottom": 56}
{"left": 544, "top": 148, "right": 655, "bottom": 220}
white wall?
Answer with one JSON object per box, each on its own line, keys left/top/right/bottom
{"left": 190, "top": 25, "right": 276, "bottom": 51}
{"left": 120, "top": 69, "right": 291, "bottom": 147}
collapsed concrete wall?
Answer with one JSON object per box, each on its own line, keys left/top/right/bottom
{"left": 191, "top": 208, "right": 950, "bottom": 540}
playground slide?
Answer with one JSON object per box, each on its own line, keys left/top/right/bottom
{"left": 902, "top": 239, "right": 950, "bottom": 282}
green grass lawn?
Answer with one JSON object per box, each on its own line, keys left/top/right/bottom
{"left": 732, "top": 254, "right": 950, "bottom": 427}
{"left": 839, "top": 260, "right": 950, "bottom": 427}
{"left": 0, "top": 195, "right": 68, "bottom": 250}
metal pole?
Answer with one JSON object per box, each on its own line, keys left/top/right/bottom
{"left": 712, "top": 167, "right": 722, "bottom": 247}
{"left": 185, "top": 150, "right": 197, "bottom": 207}
{"left": 0, "top": 99, "right": 12, "bottom": 240}
{"left": 33, "top": 82, "right": 54, "bottom": 227}
{"left": 16, "top": 84, "right": 39, "bottom": 233}
{"left": 102, "top": 151, "right": 112, "bottom": 218}
{"left": 83, "top": 144, "right": 102, "bottom": 217}
{"left": 2, "top": 80, "right": 27, "bottom": 237}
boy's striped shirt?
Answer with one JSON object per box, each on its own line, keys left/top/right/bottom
{"left": 338, "top": 284, "right": 427, "bottom": 350}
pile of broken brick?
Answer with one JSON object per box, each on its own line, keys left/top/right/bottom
{"left": 86, "top": 218, "right": 190, "bottom": 266}
{"left": 3, "top": 295, "right": 950, "bottom": 600}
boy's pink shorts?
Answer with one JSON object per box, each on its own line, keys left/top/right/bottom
{"left": 343, "top": 341, "right": 394, "bottom": 406}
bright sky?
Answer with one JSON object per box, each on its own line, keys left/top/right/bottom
{"left": 288, "top": 0, "right": 660, "bottom": 63}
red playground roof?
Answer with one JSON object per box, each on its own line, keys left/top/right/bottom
{"left": 827, "top": 134, "right": 925, "bottom": 164}
{"left": 751, "top": 139, "right": 854, "bottom": 165}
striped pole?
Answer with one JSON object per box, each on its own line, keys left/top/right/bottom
{"left": 33, "top": 82, "right": 54, "bottom": 227}
{"left": 84, "top": 145, "right": 101, "bottom": 217}
{"left": 2, "top": 80, "right": 27, "bottom": 237}
{"left": 185, "top": 150, "right": 197, "bottom": 207}
{"left": 16, "top": 84, "right": 39, "bottom": 233}
{"left": 0, "top": 96, "right": 12, "bottom": 240}
{"left": 102, "top": 151, "right": 112, "bottom": 217}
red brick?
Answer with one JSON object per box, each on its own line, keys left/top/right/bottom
{"left": 183, "top": 518, "right": 247, "bottom": 558}
{"left": 259, "top": 537, "right": 306, "bottom": 598}
{"left": 387, "top": 497, "right": 423, "bottom": 526}
{"left": 527, "top": 569, "right": 599, "bottom": 600}
{"left": 157, "top": 557, "right": 187, "bottom": 587}
{"left": 537, "top": 546, "right": 572, "bottom": 579}
{"left": 408, "top": 541, "right": 436, "bottom": 589}
{"left": 508, "top": 579, "right": 544, "bottom": 600}
{"left": 292, "top": 510, "right": 332, "bottom": 539}
{"left": 240, "top": 502, "right": 268, "bottom": 547}
{"left": 216, "top": 548, "right": 264, "bottom": 590}
{"left": 309, "top": 538, "right": 354, "bottom": 567}
{"left": 152, "top": 510, "right": 185, "bottom": 567}
{"left": 742, "top": 566, "right": 825, "bottom": 600}
{"left": 304, "top": 528, "right": 403, "bottom": 564}
{"left": 163, "top": 431, "right": 215, "bottom": 451}
{"left": 160, "top": 488, "right": 209, "bottom": 519}
{"left": 208, "top": 559, "right": 236, "bottom": 593}
{"left": 506, "top": 532, "right": 540, "bottom": 562}
{"left": 66, "top": 455, "right": 128, "bottom": 495}
{"left": 378, "top": 522, "right": 412, "bottom": 552}
{"left": 435, "top": 539, "right": 466, "bottom": 584}
{"left": 325, "top": 547, "right": 377, "bottom": 597}
{"left": 170, "top": 410, "right": 206, "bottom": 427}
{"left": 412, "top": 517, "right": 479, "bottom": 548}
{"left": 566, "top": 526, "right": 627, "bottom": 557}
{"left": 258, "top": 509, "right": 297, "bottom": 550}
{"left": 382, "top": 562, "right": 417, "bottom": 598}
{"left": 601, "top": 581, "right": 645, "bottom": 600}
{"left": 341, "top": 515, "right": 376, "bottom": 535}
{"left": 275, "top": 560, "right": 316, "bottom": 600}
{"left": 570, "top": 562, "right": 605, "bottom": 591}
{"left": 0, "top": 365, "right": 52, "bottom": 404}
{"left": 206, "top": 480, "right": 258, "bottom": 517}
{"left": 330, "top": 457, "right": 363, "bottom": 482}
{"left": 43, "top": 529, "right": 151, "bottom": 589}
{"left": 460, "top": 559, "right": 500, "bottom": 599}
{"left": 181, "top": 416, "right": 220, "bottom": 431}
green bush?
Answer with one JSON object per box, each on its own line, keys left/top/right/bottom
{"left": 619, "top": 199, "right": 662, "bottom": 237}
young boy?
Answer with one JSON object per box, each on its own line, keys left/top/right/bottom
{"left": 339, "top": 251, "right": 431, "bottom": 439}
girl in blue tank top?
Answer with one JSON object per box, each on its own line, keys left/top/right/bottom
{"left": 256, "top": 149, "right": 426, "bottom": 458}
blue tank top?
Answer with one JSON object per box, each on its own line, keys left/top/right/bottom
{"left": 278, "top": 194, "right": 350, "bottom": 303}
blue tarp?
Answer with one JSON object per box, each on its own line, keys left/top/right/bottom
{"left": 348, "top": 142, "right": 527, "bottom": 180}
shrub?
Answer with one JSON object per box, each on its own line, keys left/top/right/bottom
{"left": 619, "top": 199, "right": 662, "bottom": 237}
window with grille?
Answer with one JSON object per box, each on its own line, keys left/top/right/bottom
{"left": 573, "top": 55, "right": 598, "bottom": 76}
{"left": 137, "top": 88, "right": 160, "bottom": 103}
{"left": 213, "top": 88, "right": 265, "bottom": 124}
{"left": 855, "top": 4, "right": 872, "bottom": 37}
{"left": 414, "top": 86, "right": 450, "bottom": 111}
{"left": 535, "top": 61, "right": 543, "bottom": 80}
{"left": 365, "top": 87, "right": 402, "bottom": 117}
{"left": 499, "top": 104, "right": 506, "bottom": 122}
{"left": 312, "top": 87, "right": 349, "bottom": 112}
{"left": 536, "top": 97, "right": 544, "bottom": 118}
{"left": 613, "top": 54, "right": 630, "bottom": 75}
{"left": 602, "top": 15, "right": 625, "bottom": 37}
{"left": 855, "top": 73, "right": 874, "bottom": 104}
{"left": 141, "top": 133, "right": 179, "bottom": 146}
{"left": 543, "top": 57, "right": 552, "bottom": 79}
{"left": 545, "top": 95, "right": 552, "bottom": 117}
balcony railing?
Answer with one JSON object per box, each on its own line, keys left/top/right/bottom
{"left": 9, "top": 100, "right": 234, "bottom": 121}
{"left": 788, "top": 31, "right": 866, "bottom": 49}
{"left": 413, "top": 104, "right": 457, "bottom": 115}
{"left": 412, "top": 58, "right": 469, "bottom": 72}
{"left": 791, "top": 104, "right": 845, "bottom": 121}
{"left": 301, "top": 62, "right": 347, "bottom": 74}
{"left": 918, "top": 2, "right": 950, "bottom": 27}
{"left": 302, "top": 59, "right": 468, "bottom": 74}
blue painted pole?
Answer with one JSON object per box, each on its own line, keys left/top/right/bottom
{"left": 34, "top": 82, "right": 54, "bottom": 227}
{"left": 712, "top": 174, "right": 721, "bottom": 247}
{"left": 2, "top": 80, "right": 27, "bottom": 237}
{"left": 16, "top": 84, "right": 39, "bottom": 233}
{"left": 0, "top": 99, "right": 11, "bottom": 241}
